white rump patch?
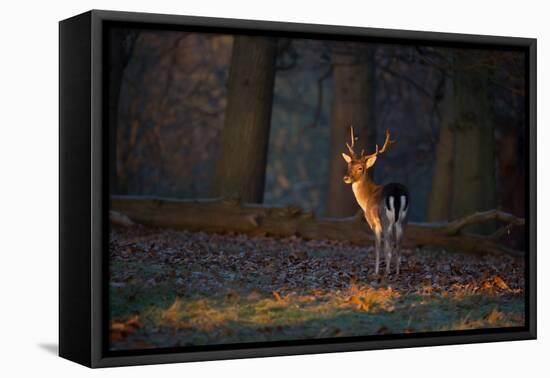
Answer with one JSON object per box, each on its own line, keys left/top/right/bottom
{"left": 395, "top": 195, "right": 408, "bottom": 240}
{"left": 385, "top": 195, "right": 395, "bottom": 226}
{"left": 399, "top": 195, "right": 408, "bottom": 219}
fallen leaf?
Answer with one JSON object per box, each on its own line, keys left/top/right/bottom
{"left": 272, "top": 291, "right": 283, "bottom": 301}
{"left": 348, "top": 295, "right": 363, "bottom": 306}
{"left": 358, "top": 303, "right": 370, "bottom": 312}
{"left": 163, "top": 298, "right": 182, "bottom": 322}
{"left": 493, "top": 275, "right": 510, "bottom": 290}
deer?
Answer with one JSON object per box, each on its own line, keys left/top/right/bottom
{"left": 341, "top": 127, "right": 409, "bottom": 276}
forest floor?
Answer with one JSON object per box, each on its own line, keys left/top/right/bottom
{"left": 109, "top": 224, "right": 525, "bottom": 351}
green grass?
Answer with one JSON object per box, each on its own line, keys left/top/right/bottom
{"left": 109, "top": 278, "right": 524, "bottom": 350}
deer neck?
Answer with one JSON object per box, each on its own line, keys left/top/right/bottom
{"left": 351, "top": 174, "right": 379, "bottom": 213}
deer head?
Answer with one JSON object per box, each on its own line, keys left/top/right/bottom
{"left": 342, "top": 126, "right": 395, "bottom": 184}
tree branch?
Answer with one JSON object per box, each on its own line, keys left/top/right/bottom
{"left": 444, "top": 209, "right": 525, "bottom": 236}
{"left": 111, "top": 196, "right": 525, "bottom": 257}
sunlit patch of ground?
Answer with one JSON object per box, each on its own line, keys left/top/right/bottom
{"left": 109, "top": 225, "right": 525, "bottom": 351}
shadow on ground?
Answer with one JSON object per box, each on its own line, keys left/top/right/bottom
{"left": 38, "top": 343, "right": 58, "bottom": 356}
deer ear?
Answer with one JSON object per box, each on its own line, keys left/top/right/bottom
{"left": 365, "top": 155, "right": 377, "bottom": 169}
{"left": 341, "top": 153, "right": 352, "bottom": 163}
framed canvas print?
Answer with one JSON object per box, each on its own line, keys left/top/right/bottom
{"left": 59, "top": 10, "right": 536, "bottom": 368}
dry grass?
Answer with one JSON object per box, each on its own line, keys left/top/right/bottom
{"left": 110, "top": 282, "right": 524, "bottom": 350}
{"left": 440, "top": 308, "right": 524, "bottom": 331}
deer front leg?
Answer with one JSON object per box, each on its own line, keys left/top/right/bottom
{"left": 374, "top": 228, "right": 382, "bottom": 275}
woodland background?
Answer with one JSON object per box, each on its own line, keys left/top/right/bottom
{"left": 108, "top": 28, "right": 526, "bottom": 247}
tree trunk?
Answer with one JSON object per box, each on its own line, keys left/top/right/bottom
{"left": 427, "top": 124, "right": 454, "bottom": 221}
{"left": 450, "top": 53, "right": 496, "bottom": 234}
{"left": 327, "top": 45, "right": 376, "bottom": 217}
{"left": 495, "top": 126, "right": 526, "bottom": 249}
{"left": 427, "top": 75, "right": 455, "bottom": 222}
{"left": 108, "top": 29, "right": 127, "bottom": 195}
{"left": 212, "top": 35, "right": 277, "bottom": 203}
{"left": 108, "top": 28, "right": 137, "bottom": 195}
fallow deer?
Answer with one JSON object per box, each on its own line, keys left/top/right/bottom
{"left": 341, "top": 127, "right": 409, "bottom": 276}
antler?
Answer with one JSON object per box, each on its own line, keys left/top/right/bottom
{"left": 364, "top": 130, "right": 396, "bottom": 160}
{"left": 345, "top": 126, "right": 358, "bottom": 158}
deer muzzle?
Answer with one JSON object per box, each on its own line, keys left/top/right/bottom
{"left": 343, "top": 176, "right": 352, "bottom": 184}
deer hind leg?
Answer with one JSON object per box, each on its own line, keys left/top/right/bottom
{"left": 394, "top": 224, "right": 402, "bottom": 275}
{"left": 395, "top": 221, "right": 407, "bottom": 275}
{"left": 394, "top": 196, "right": 408, "bottom": 275}
{"left": 384, "top": 196, "right": 397, "bottom": 276}
{"left": 394, "top": 204, "right": 407, "bottom": 275}
{"left": 384, "top": 227, "right": 393, "bottom": 275}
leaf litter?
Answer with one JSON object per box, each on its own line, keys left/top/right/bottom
{"left": 109, "top": 224, "right": 525, "bottom": 350}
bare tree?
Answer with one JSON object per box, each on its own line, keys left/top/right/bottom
{"left": 428, "top": 50, "right": 496, "bottom": 233}
{"left": 108, "top": 28, "right": 137, "bottom": 194}
{"left": 450, "top": 51, "right": 496, "bottom": 233}
{"left": 212, "top": 35, "right": 278, "bottom": 203}
{"left": 428, "top": 70, "right": 454, "bottom": 222}
{"left": 326, "top": 43, "right": 376, "bottom": 217}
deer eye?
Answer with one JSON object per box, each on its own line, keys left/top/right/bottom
{"left": 357, "top": 166, "right": 363, "bottom": 172}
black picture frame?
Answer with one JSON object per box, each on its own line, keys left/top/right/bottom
{"left": 59, "top": 9, "right": 537, "bottom": 368}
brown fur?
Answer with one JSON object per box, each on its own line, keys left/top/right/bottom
{"left": 342, "top": 153, "right": 409, "bottom": 275}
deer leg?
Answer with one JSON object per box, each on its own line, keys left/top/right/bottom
{"left": 384, "top": 227, "right": 393, "bottom": 275}
{"left": 394, "top": 228, "right": 402, "bottom": 275}
{"left": 395, "top": 246, "right": 401, "bottom": 275}
{"left": 374, "top": 228, "right": 382, "bottom": 275}
{"left": 394, "top": 221, "right": 405, "bottom": 275}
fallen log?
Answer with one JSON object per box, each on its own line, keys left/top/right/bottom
{"left": 111, "top": 195, "right": 525, "bottom": 257}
